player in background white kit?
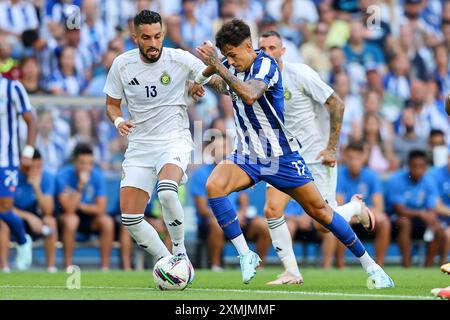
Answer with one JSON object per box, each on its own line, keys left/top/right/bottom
{"left": 104, "top": 10, "right": 207, "bottom": 281}
{"left": 259, "top": 31, "right": 375, "bottom": 285}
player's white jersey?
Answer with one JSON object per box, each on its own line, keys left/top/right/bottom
{"left": 282, "top": 62, "right": 334, "bottom": 164}
{"left": 0, "top": 76, "right": 33, "bottom": 168}
{"left": 103, "top": 47, "right": 205, "bottom": 145}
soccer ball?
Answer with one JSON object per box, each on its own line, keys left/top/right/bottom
{"left": 153, "top": 255, "right": 190, "bottom": 291}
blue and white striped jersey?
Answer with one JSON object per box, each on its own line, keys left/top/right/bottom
{"left": 0, "top": 76, "right": 33, "bottom": 168}
{"left": 224, "top": 50, "right": 301, "bottom": 159}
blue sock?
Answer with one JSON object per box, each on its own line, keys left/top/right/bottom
{"left": 0, "top": 210, "right": 27, "bottom": 245}
{"left": 208, "top": 196, "right": 242, "bottom": 240}
{"left": 325, "top": 211, "right": 365, "bottom": 258}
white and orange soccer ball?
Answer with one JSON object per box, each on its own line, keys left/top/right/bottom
{"left": 153, "top": 255, "right": 191, "bottom": 291}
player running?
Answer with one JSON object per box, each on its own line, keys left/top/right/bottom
{"left": 104, "top": 10, "right": 207, "bottom": 281}
{"left": 193, "top": 19, "right": 394, "bottom": 288}
{"left": 0, "top": 75, "right": 36, "bottom": 270}
{"left": 258, "top": 30, "right": 375, "bottom": 285}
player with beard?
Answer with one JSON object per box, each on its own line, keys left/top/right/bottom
{"left": 104, "top": 10, "right": 210, "bottom": 282}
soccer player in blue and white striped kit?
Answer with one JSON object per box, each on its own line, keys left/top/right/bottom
{"left": 193, "top": 19, "right": 394, "bottom": 287}
{"left": 0, "top": 74, "right": 36, "bottom": 271}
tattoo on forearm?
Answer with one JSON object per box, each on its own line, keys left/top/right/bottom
{"left": 325, "top": 93, "right": 344, "bottom": 151}
{"left": 216, "top": 64, "right": 267, "bottom": 103}
{"left": 206, "top": 75, "right": 229, "bottom": 95}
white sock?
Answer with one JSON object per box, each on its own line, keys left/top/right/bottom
{"left": 335, "top": 201, "right": 361, "bottom": 222}
{"left": 267, "top": 216, "right": 300, "bottom": 277}
{"left": 231, "top": 234, "right": 250, "bottom": 256}
{"left": 358, "top": 251, "right": 377, "bottom": 272}
{"left": 157, "top": 180, "right": 186, "bottom": 256}
{"left": 121, "top": 213, "right": 170, "bottom": 260}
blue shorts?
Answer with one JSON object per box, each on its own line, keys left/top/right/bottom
{"left": 228, "top": 151, "right": 314, "bottom": 190}
{"left": 0, "top": 167, "right": 18, "bottom": 198}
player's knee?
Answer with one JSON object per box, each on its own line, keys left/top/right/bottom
{"left": 157, "top": 188, "right": 179, "bottom": 207}
{"left": 61, "top": 214, "right": 79, "bottom": 232}
{"left": 43, "top": 216, "right": 57, "bottom": 229}
{"left": 396, "top": 216, "right": 412, "bottom": 231}
{"left": 205, "top": 176, "right": 226, "bottom": 197}
{"left": 263, "top": 203, "right": 283, "bottom": 219}
{"left": 99, "top": 215, "right": 114, "bottom": 230}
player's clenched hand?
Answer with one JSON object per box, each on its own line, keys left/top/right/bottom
{"left": 189, "top": 82, "right": 205, "bottom": 101}
{"left": 196, "top": 41, "right": 219, "bottom": 69}
{"left": 20, "top": 156, "right": 32, "bottom": 170}
{"left": 117, "top": 121, "right": 136, "bottom": 137}
{"left": 316, "top": 148, "right": 337, "bottom": 167}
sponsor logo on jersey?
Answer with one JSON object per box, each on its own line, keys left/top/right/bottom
{"left": 284, "top": 89, "right": 292, "bottom": 101}
{"left": 128, "top": 78, "right": 140, "bottom": 85}
{"left": 160, "top": 71, "right": 171, "bottom": 85}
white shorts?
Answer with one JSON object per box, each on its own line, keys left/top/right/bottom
{"left": 266, "top": 163, "right": 338, "bottom": 209}
{"left": 120, "top": 136, "right": 193, "bottom": 197}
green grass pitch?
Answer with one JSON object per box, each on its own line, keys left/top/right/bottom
{"left": 0, "top": 266, "right": 448, "bottom": 300}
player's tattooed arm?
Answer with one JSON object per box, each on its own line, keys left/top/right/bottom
{"left": 324, "top": 92, "right": 345, "bottom": 152}
{"left": 196, "top": 42, "right": 267, "bottom": 104}
{"left": 315, "top": 92, "right": 345, "bottom": 167}
{"left": 205, "top": 75, "right": 229, "bottom": 95}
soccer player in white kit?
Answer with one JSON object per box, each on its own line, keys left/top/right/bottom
{"left": 104, "top": 10, "right": 207, "bottom": 281}
{"left": 259, "top": 31, "right": 375, "bottom": 285}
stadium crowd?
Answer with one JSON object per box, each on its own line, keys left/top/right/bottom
{"left": 0, "top": 0, "right": 449, "bottom": 272}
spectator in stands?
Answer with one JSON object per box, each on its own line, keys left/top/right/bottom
{"left": 48, "top": 46, "right": 86, "bottom": 96}
{"left": 432, "top": 43, "right": 450, "bottom": 101}
{"left": 386, "top": 150, "right": 444, "bottom": 267}
{"left": 68, "top": 109, "right": 108, "bottom": 168}
{"left": 275, "top": 0, "right": 306, "bottom": 48}
{"left": 57, "top": 143, "right": 114, "bottom": 270}
{"left": 427, "top": 129, "right": 448, "bottom": 167}
{"left": 19, "top": 56, "right": 44, "bottom": 94}
{"left": 429, "top": 148, "right": 450, "bottom": 266}
{"left": 45, "top": 0, "right": 81, "bottom": 39}
{"left": 84, "top": 49, "right": 118, "bottom": 96}
{"left": 405, "top": 78, "right": 450, "bottom": 141}
{"left": 361, "top": 112, "right": 398, "bottom": 173}
{"left": 335, "top": 142, "right": 391, "bottom": 267}
{"left": 235, "top": 0, "right": 264, "bottom": 25}
{"left": 0, "top": 150, "right": 58, "bottom": 273}
{"left": 35, "top": 110, "right": 69, "bottom": 174}
{"left": 81, "top": 0, "right": 115, "bottom": 66}
{"left": 300, "top": 22, "right": 331, "bottom": 79}
{"left": 190, "top": 136, "right": 271, "bottom": 271}
{"left": 327, "top": 46, "right": 347, "bottom": 87}
{"left": 343, "top": 18, "right": 386, "bottom": 94}
{"left": 0, "top": 0, "right": 39, "bottom": 38}
{"left": 266, "top": 0, "right": 319, "bottom": 26}
{"left": 393, "top": 108, "right": 428, "bottom": 168}
{"left": 334, "top": 71, "right": 363, "bottom": 147}
{"left": 383, "top": 51, "right": 412, "bottom": 102}
{"left": 0, "top": 35, "right": 20, "bottom": 80}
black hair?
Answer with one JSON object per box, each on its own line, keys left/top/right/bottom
{"left": 32, "top": 149, "right": 41, "bottom": 160}
{"left": 133, "top": 10, "right": 162, "bottom": 28}
{"left": 429, "top": 129, "right": 445, "bottom": 137}
{"left": 408, "top": 149, "right": 428, "bottom": 163}
{"left": 346, "top": 140, "right": 365, "bottom": 153}
{"left": 73, "top": 143, "right": 93, "bottom": 159}
{"left": 215, "top": 19, "right": 251, "bottom": 50}
{"left": 260, "top": 30, "right": 282, "bottom": 40}
{"left": 21, "top": 29, "right": 39, "bottom": 48}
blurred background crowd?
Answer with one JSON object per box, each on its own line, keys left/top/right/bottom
{"left": 0, "top": 0, "right": 449, "bottom": 272}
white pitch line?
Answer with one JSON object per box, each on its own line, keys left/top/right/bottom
{"left": 0, "top": 285, "right": 433, "bottom": 300}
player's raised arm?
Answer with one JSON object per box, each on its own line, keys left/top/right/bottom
{"left": 196, "top": 40, "right": 267, "bottom": 105}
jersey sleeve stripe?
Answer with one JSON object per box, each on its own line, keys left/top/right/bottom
{"left": 253, "top": 57, "right": 271, "bottom": 80}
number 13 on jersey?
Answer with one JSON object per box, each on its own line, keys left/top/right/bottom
{"left": 145, "top": 85, "right": 157, "bottom": 98}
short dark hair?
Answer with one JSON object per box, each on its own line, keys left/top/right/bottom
{"left": 32, "top": 149, "right": 41, "bottom": 160}
{"left": 133, "top": 10, "right": 162, "bottom": 29}
{"left": 21, "top": 29, "right": 39, "bottom": 48}
{"left": 408, "top": 149, "right": 427, "bottom": 163}
{"left": 260, "top": 30, "right": 282, "bottom": 40}
{"left": 215, "top": 19, "right": 251, "bottom": 50}
{"left": 429, "top": 129, "right": 445, "bottom": 137}
{"left": 73, "top": 143, "right": 93, "bottom": 159}
{"left": 346, "top": 141, "right": 365, "bottom": 153}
